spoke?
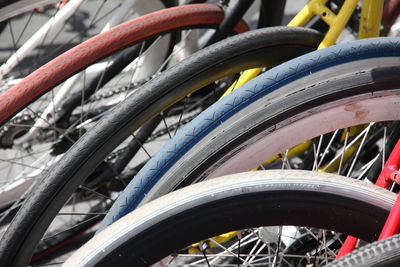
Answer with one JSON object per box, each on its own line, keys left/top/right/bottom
{"left": 57, "top": 212, "right": 106, "bottom": 216}
{"left": 15, "top": 11, "right": 35, "bottom": 46}
{"left": 30, "top": 95, "right": 51, "bottom": 115}
{"left": 46, "top": 3, "right": 122, "bottom": 62}
{"left": 312, "top": 231, "right": 321, "bottom": 265}
{"left": 50, "top": 89, "right": 58, "bottom": 143}
{"left": 321, "top": 125, "right": 375, "bottom": 173}
{"left": 19, "top": 148, "right": 29, "bottom": 182}
{"left": 132, "top": 133, "right": 152, "bottom": 159}
{"left": 189, "top": 231, "right": 256, "bottom": 266}
{"left": 70, "top": 192, "right": 78, "bottom": 227}
{"left": 280, "top": 150, "right": 291, "bottom": 170}
{"left": 82, "top": 55, "right": 114, "bottom": 124}
{"left": 0, "top": 182, "right": 32, "bottom": 224}
{"left": 0, "top": 146, "right": 53, "bottom": 162}
{"left": 0, "top": 158, "right": 45, "bottom": 170}
{"left": 155, "top": 30, "right": 193, "bottom": 74}
{"left": 4, "top": 153, "right": 14, "bottom": 180}
{"left": 247, "top": 228, "right": 291, "bottom": 266}
{"left": 125, "top": 40, "right": 147, "bottom": 96}
{"left": 346, "top": 123, "right": 372, "bottom": 177}
{"left": 33, "top": 3, "right": 62, "bottom": 64}
{"left": 79, "top": 185, "right": 113, "bottom": 201}
{"left": 312, "top": 135, "right": 323, "bottom": 171}
{"left": 303, "top": 228, "right": 337, "bottom": 256}
{"left": 207, "top": 237, "right": 250, "bottom": 266}
{"left": 323, "top": 231, "right": 328, "bottom": 265}
{"left": 79, "top": 70, "right": 87, "bottom": 138}
{"left": 243, "top": 229, "right": 282, "bottom": 265}
{"left": 200, "top": 243, "right": 211, "bottom": 267}
{"left": 316, "top": 130, "right": 339, "bottom": 170}
{"left": 48, "top": 0, "right": 107, "bottom": 49}
{"left": 7, "top": 20, "right": 23, "bottom": 77}
{"left": 272, "top": 226, "right": 282, "bottom": 267}
{"left": 42, "top": 214, "right": 101, "bottom": 241}
{"left": 237, "top": 232, "right": 241, "bottom": 267}
{"left": 185, "top": 90, "right": 216, "bottom": 113}
{"left": 25, "top": 107, "right": 76, "bottom": 144}
{"left": 249, "top": 243, "right": 268, "bottom": 265}
{"left": 243, "top": 235, "right": 262, "bottom": 264}
{"left": 170, "top": 227, "right": 323, "bottom": 266}
{"left": 7, "top": 123, "right": 50, "bottom": 129}
{"left": 88, "top": 3, "right": 123, "bottom": 29}
{"left": 161, "top": 112, "right": 172, "bottom": 139}
{"left": 173, "top": 97, "right": 188, "bottom": 136}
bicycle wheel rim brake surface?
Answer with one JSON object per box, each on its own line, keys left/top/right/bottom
{"left": 0, "top": 26, "right": 323, "bottom": 266}
{"left": 65, "top": 171, "right": 396, "bottom": 266}
{"left": 104, "top": 37, "right": 400, "bottom": 226}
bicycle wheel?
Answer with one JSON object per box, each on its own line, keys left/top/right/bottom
{"left": 0, "top": 2, "right": 227, "bottom": 193}
{"left": 328, "top": 233, "right": 400, "bottom": 267}
{"left": 0, "top": 0, "right": 176, "bottom": 207}
{"left": 63, "top": 170, "right": 397, "bottom": 266}
{"left": 0, "top": 0, "right": 174, "bottom": 86}
{"left": 101, "top": 36, "right": 400, "bottom": 228}
{"left": 0, "top": 3, "right": 253, "bottom": 264}
{"left": 0, "top": 26, "right": 322, "bottom": 266}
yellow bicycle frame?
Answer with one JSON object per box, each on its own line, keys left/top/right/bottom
{"left": 223, "top": 0, "right": 383, "bottom": 95}
{"left": 229, "top": 0, "right": 384, "bottom": 171}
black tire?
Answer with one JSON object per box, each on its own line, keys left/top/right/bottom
{"left": 64, "top": 170, "right": 397, "bottom": 266}
{"left": 328, "top": 233, "right": 400, "bottom": 267}
{"left": 102, "top": 37, "right": 400, "bottom": 228}
{"left": 0, "top": 27, "right": 322, "bottom": 266}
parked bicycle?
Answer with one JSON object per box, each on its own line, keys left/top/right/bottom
{"left": 2, "top": 0, "right": 399, "bottom": 265}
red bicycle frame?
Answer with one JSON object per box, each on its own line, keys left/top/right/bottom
{"left": 337, "top": 138, "right": 400, "bottom": 258}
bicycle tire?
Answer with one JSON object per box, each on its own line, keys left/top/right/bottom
{"left": 102, "top": 37, "right": 400, "bottom": 228}
{"left": 0, "top": 1, "right": 209, "bottom": 200}
{"left": 64, "top": 170, "right": 397, "bottom": 266}
{"left": 328, "top": 233, "right": 400, "bottom": 267}
{"left": 0, "top": 3, "right": 238, "bottom": 265}
{"left": 0, "top": 0, "right": 179, "bottom": 196}
{"left": 0, "top": 0, "right": 249, "bottom": 207}
{"left": 0, "top": 4, "right": 230, "bottom": 124}
{"left": 0, "top": 26, "right": 323, "bottom": 266}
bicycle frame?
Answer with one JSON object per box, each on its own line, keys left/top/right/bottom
{"left": 227, "top": 0, "right": 383, "bottom": 94}
{"left": 337, "top": 137, "right": 400, "bottom": 258}
{"left": 290, "top": 0, "right": 382, "bottom": 48}
{"left": 225, "top": 0, "right": 385, "bottom": 175}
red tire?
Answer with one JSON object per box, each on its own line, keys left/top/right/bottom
{"left": 0, "top": 4, "right": 235, "bottom": 124}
